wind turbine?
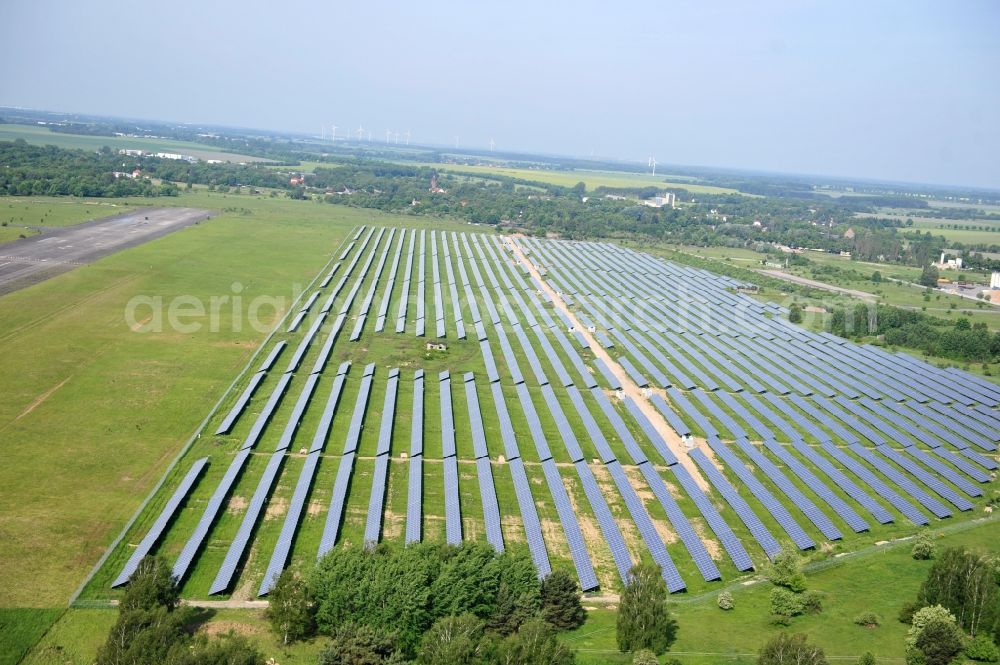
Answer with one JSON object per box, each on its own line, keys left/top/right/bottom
{"left": 650, "top": 156, "right": 657, "bottom": 177}
{"left": 331, "top": 124, "right": 338, "bottom": 142}
{"left": 356, "top": 125, "right": 364, "bottom": 141}
{"left": 321, "top": 125, "right": 325, "bottom": 141}
{"left": 404, "top": 130, "right": 410, "bottom": 145}
{"left": 489, "top": 138, "right": 495, "bottom": 152}
{"left": 454, "top": 135, "right": 460, "bottom": 149}
{"left": 367, "top": 130, "right": 372, "bottom": 142}
{"left": 394, "top": 131, "right": 400, "bottom": 144}
{"left": 386, "top": 129, "right": 392, "bottom": 144}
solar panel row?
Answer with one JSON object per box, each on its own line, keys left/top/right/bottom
{"left": 113, "top": 457, "right": 209, "bottom": 587}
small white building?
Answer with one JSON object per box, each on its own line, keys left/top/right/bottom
{"left": 990, "top": 271, "right": 1000, "bottom": 289}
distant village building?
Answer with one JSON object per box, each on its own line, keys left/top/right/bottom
{"left": 991, "top": 271, "right": 1000, "bottom": 289}
{"left": 643, "top": 192, "right": 676, "bottom": 208}
{"left": 936, "top": 252, "right": 964, "bottom": 270}
{"left": 843, "top": 228, "right": 856, "bottom": 240}
{"left": 118, "top": 148, "right": 145, "bottom": 157}
{"left": 429, "top": 175, "right": 446, "bottom": 194}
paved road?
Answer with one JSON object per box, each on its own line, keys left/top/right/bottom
{"left": 0, "top": 207, "right": 211, "bottom": 296}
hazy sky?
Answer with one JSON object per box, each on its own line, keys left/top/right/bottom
{"left": 2, "top": 0, "right": 998, "bottom": 189}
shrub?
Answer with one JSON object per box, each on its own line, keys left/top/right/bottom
{"left": 802, "top": 590, "right": 824, "bottom": 615}
{"left": 857, "top": 653, "right": 876, "bottom": 665}
{"left": 632, "top": 649, "right": 659, "bottom": 665}
{"left": 758, "top": 633, "right": 828, "bottom": 665}
{"left": 899, "top": 601, "right": 921, "bottom": 624}
{"left": 717, "top": 591, "right": 735, "bottom": 611}
{"left": 911, "top": 532, "right": 935, "bottom": 560}
{"left": 770, "top": 588, "right": 804, "bottom": 618}
{"left": 854, "top": 612, "right": 880, "bottom": 628}
{"left": 966, "top": 635, "right": 1000, "bottom": 662}
{"left": 768, "top": 551, "right": 807, "bottom": 592}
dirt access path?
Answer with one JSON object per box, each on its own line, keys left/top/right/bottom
{"left": 757, "top": 269, "right": 877, "bottom": 301}
{"left": 504, "top": 235, "right": 710, "bottom": 492}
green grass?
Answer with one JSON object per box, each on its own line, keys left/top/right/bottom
{"left": 0, "top": 124, "right": 266, "bottom": 163}
{"left": 0, "top": 608, "right": 64, "bottom": 665}
{"left": 0, "top": 197, "right": 138, "bottom": 232}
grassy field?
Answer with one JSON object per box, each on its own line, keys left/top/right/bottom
{"left": 0, "top": 124, "right": 267, "bottom": 163}
{"left": 0, "top": 190, "right": 480, "bottom": 610}
{"left": 405, "top": 161, "right": 742, "bottom": 195}
{"left": 853, "top": 211, "right": 1000, "bottom": 246}
{"left": 0, "top": 197, "right": 138, "bottom": 233}
{"left": 563, "top": 517, "right": 1000, "bottom": 664}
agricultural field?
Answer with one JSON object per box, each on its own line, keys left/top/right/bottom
{"left": 406, "top": 161, "right": 742, "bottom": 195}
{"left": 0, "top": 123, "right": 267, "bottom": 163}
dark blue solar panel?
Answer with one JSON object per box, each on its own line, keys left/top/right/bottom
{"left": 443, "top": 456, "right": 462, "bottom": 545}
{"left": 760, "top": 438, "right": 870, "bottom": 532}
{"left": 733, "top": 438, "right": 843, "bottom": 540}
{"left": 541, "top": 384, "right": 586, "bottom": 462}
{"left": 275, "top": 374, "right": 321, "bottom": 451}
{"left": 172, "top": 448, "right": 252, "bottom": 582}
{"left": 649, "top": 394, "right": 691, "bottom": 438}
{"left": 114, "top": 457, "right": 208, "bottom": 587}
{"left": 617, "top": 355, "right": 649, "bottom": 387}
{"left": 258, "top": 341, "right": 287, "bottom": 372}
{"left": 874, "top": 445, "right": 973, "bottom": 511}
{"left": 240, "top": 373, "right": 293, "bottom": 451}
{"left": 259, "top": 450, "right": 320, "bottom": 595}
{"left": 309, "top": 362, "right": 351, "bottom": 454}
{"left": 636, "top": 461, "right": 720, "bottom": 581}
{"left": 215, "top": 371, "right": 266, "bottom": 435}
{"left": 572, "top": 460, "right": 632, "bottom": 584}
{"left": 847, "top": 443, "right": 951, "bottom": 519}
{"left": 516, "top": 383, "right": 553, "bottom": 462}
{"left": 902, "top": 446, "right": 983, "bottom": 498}
{"left": 668, "top": 463, "right": 754, "bottom": 571}
{"left": 440, "top": 370, "right": 456, "bottom": 458}
{"left": 476, "top": 458, "right": 504, "bottom": 552}
{"left": 621, "top": 397, "right": 678, "bottom": 466}
{"left": 541, "top": 459, "right": 599, "bottom": 591}
{"left": 688, "top": 448, "right": 781, "bottom": 559}
{"left": 364, "top": 454, "right": 390, "bottom": 547}
{"left": 606, "top": 460, "right": 686, "bottom": 592}
{"left": 786, "top": 439, "right": 892, "bottom": 524}
{"left": 593, "top": 357, "right": 622, "bottom": 390}
{"left": 706, "top": 438, "right": 814, "bottom": 550}
{"left": 317, "top": 450, "right": 356, "bottom": 558}
{"left": 210, "top": 450, "right": 286, "bottom": 594}
{"left": 405, "top": 454, "right": 422, "bottom": 544}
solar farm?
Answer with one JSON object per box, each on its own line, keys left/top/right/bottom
{"left": 94, "top": 225, "right": 1000, "bottom": 600}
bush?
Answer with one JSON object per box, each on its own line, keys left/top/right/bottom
{"left": 757, "top": 633, "right": 828, "bottom": 665}
{"left": 768, "top": 551, "right": 807, "bottom": 592}
{"left": 911, "top": 532, "right": 935, "bottom": 560}
{"left": 265, "top": 569, "right": 314, "bottom": 645}
{"left": 899, "top": 601, "right": 921, "bottom": 624}
{"left": 966, "top": 635, "right": 1000, "bottom": 662}
{"left": 717, "top": 591, "right": 735, "bottom": 611}
{"left": 854, "top": 612, "right": 881, "bottom": 628}
{"left": 770, "top": 588, "right": 804, "bottom": 618}
{"left": 857, "top": 653, "right": 876, "bottom": 665}
{"left": 802, "top": 590, "right": 823, "bottom": 615}
{"left": 632, "top": 649, "right": 659, "bottom": 665}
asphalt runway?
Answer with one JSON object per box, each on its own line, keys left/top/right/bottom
{"left": 0, "top": 207, "right": 211, "bottom": 296}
